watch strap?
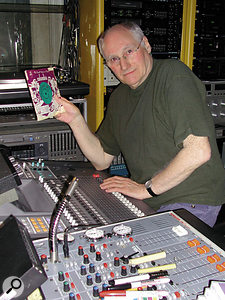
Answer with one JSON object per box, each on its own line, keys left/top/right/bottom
{"left": 146, "top": 186, "right": 158, "bottom": 197}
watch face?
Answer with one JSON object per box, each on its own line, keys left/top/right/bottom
{"left": 145, "top": 180, "right": 152, "bottom": 189}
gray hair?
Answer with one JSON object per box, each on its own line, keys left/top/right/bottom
{"left": 98, "top": 22, "right": 145, "bottom": 59}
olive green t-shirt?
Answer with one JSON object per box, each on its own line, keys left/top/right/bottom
{"left": 96, "top": 59, "right": 225, "bottom": 210}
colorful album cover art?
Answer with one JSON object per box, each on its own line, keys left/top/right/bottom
{"left": 24, "top": 67, "right": 64, "bottom": 121}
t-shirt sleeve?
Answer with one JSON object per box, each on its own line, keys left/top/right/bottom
{"left": 165, "top": 62, "right": 214, "bottom": 147}
{"left": 96, "top": 100, "right": 121, "bottom": 156}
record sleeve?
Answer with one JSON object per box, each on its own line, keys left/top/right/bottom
{"left": 24, "top": 67, "right": 65, "bottom": 121}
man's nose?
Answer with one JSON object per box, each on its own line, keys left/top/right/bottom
{"left": 119, "top": 56, "right": 130, "bottom": 69}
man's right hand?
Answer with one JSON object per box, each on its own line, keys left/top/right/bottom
{"left": 54, "top": 95, "right": 82, "bottom": 126}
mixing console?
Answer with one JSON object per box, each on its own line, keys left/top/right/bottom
{"left": 33, "top": 210, "right": 225, "bottom": 300}
{"left": 0, "top": 158, "right": 225, "bottom": 300}
{"left": 5, "top": 160, "right": 154, "bottom": 238}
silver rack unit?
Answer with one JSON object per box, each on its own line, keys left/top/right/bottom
{"left": 0, "top": 98, "right": 87, "bottom": 161}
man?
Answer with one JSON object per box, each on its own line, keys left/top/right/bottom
{"left": 55, "top": 22, "right": 225, "bottom": 227}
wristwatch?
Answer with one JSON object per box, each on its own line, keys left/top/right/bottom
{"left": 145, "top": 179, "right": 158, "bottom": 197}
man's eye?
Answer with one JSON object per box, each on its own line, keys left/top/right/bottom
{"left": 126, "top": 49, "right": 134, "bottom": 55}
{"left": 111, "top": 57, "right": 120, "bottom": 63}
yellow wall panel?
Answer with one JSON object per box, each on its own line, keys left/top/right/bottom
{"left": 79, "top": 0, "right": 104, "bottom": 132}
{"left": 180, "top": 0, "right": 196, "bottom": 69}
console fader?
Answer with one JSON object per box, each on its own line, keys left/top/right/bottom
{"left": 33, "top": 210, "right": 225, "bottom": 300}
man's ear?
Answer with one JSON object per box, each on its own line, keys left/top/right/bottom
{"left": 143, "top": 36, "right": 151, "bottom": 54}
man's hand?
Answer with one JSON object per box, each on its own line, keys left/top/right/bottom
{"left": 54, "top": 95, "right": 82, "bottom": 126}
{"left": 100, "top": 176, "right": 150, "bottom": 200}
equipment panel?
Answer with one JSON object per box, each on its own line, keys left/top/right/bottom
{"left": 33, "top": 210, "right": 225, "bottom": 300}
{"left": 193, "top": 0, "right": 225, "bottom": 81}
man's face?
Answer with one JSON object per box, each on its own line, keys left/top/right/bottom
{"left": 102, "top": 27, "right": 153, "bottom": 89}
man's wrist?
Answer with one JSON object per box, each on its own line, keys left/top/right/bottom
{"left": 144, "top": 179, "right": 159, "bottom": 197}
{"left": 69, "top": 113, "right": 84, "bottom": 128}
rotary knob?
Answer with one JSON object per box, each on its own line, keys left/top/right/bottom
{"left": 102, "top": 283, "right": 108, "bottom": 291}
{"left": 130, "top": 265, "right": 137, "bottom": 273}
{"left": 95, "top": 272, "right": 102, "bottom": 283}
{"left": 58, "top": 271, "right": 64, "bottom": 281}
{"left": 83, "top": 254, "right": 89, "bottom": 264}
{"left": 78, "top": 246, "right": 84, "bottom": 256}
{"left": 96, "top": 251, "right": 102, "bottom": 261}
{"left": 121, "top": 266, "right": 127, "bottom": 276}
{"left": 90, "top": 243, "right": 95, "bottom": 252}
{"left": 40, "top": 254, "right": 47, "bottom": 264}
{"left": 93, "top": 286, "right": 99, "bottom": 297}
{"left": 63, "top": 281, "right": 70, "bottom": 292}
{"left": 89, "top": 263, "right": 95, "bottom": 273}
{"left": 87, "top": 275, "right": 93, "bottom": 286}
{"left": 80, "top": 265, "right": 87, "bottom": 276}
{"left": 114, "top": 257, "right": 120, "bottom": 267}
{"left": 69, "top": 292, "right": 76, "bottom": 300}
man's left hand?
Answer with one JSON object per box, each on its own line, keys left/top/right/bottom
{"left": 99, "top": 176, "right": 150, "bottom": 200}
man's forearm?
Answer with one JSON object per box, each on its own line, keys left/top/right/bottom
{"left": 150, "top": 135, "right": 211, "bottom": 195}
{"left": 69, "top": 114, "right": 113, "bottom": 170}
